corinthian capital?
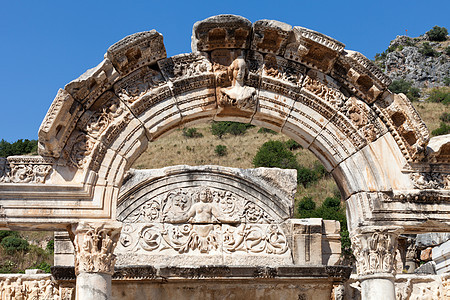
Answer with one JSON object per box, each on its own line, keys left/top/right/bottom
{"left": 350, "top": 227, "right": 401, "bottom": 276}
{"left": 72, "top": 221, "right": 122, "bottom": 275}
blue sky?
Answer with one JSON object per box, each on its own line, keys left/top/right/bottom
{"left": 1, "top": 0, "right": 448, "bottom": 142}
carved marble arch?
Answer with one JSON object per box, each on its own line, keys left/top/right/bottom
{"left": 1, "top": 15, "right": 449, "bottom": 234}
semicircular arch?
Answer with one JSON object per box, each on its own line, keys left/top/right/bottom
{"left": 37, "top": 15, "right": 430, "bottom": 223}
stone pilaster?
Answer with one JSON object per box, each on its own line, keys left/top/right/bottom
{"left": 71, "top": 221, "right": 122, "bottom": 300}
{"left": 350, "top": 226, "right": 401, "bottom": 300}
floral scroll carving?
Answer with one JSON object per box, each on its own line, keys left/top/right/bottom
{"left": 118, "top": 187, "right": 288, "bottom": 256}
{"left": 351, "top": 228, "right": 400, "bottom": 276}
{"left": 0, "top": 156, "right": 53, "bottom": 184}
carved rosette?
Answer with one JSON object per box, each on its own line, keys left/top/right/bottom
{"left": 73, "top": 222, "right": 122, "bottom": 275}
{"left": 350, "top": 228, "right": 401, "bottom": 276}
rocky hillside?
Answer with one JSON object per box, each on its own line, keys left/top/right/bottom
{"left": 374, "top": 26, "right": 449, "bottom": 88}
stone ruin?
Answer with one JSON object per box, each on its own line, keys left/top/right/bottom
{"left": 0, "top": 14, "right": 449, "bottom": 300}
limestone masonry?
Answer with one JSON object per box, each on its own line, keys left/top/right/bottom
{"left": 0, "top": 14, "right": 449, "bottom": 300}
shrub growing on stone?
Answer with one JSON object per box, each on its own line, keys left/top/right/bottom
{"left": 214, "top": 145, "right": 227, "bottom": 156}
{"left": 444, "top": 77, "right": 450, "bottom": 86}
{"left": 419, "top": 42, "right": 440, "bottom": 57}
{"left": 426, "top": 26, "right": 448, "bottom": 42}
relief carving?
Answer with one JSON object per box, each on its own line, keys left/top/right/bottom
{"left": 63, "top": 92, "right": 129, "bottom": 169}
{"left": 303, "top": 76, "right": 345, "bottom": 108}
{"left": 211, "top": 50, "right": 256, "bottom": 111}
{"left": 223, "top": 224, "right": 288, "bottom": 254}
{"left": 114, "top": 67, "right": 166, "bottom": 104}
{"left": 73, "top": 223, "right": 121, "bottom": 275}
{"left": 0, "top": 278, "right": 59, "bottom": 300}
{"left": 0, "top": 157, "right": 54, "bottom": 184}
{"left": 410, "top": 172, "right": 447, "bottom": 189}
{"left": 158, "top": 53, "right": 212, "bottom": 81}
{"left": 351, "top": 229, "right": 400, "bottom": 276}
{"left": 118, "top": 187, "right": 288, "bottom": 256}
{"left": 215, "top": 56, "right": 256, "bottom": 110}
{"left": 342, "top": 97, "right": 383, "bottom": 142}
{"left": 263, "top": 54, "right": 305, "bottom": 86}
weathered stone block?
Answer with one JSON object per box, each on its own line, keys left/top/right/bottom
{"left": 106, "top": 30, "right": 166, "bottom": 76}
{"left": 191, "top": 15, "right": 252, "bottom": 52}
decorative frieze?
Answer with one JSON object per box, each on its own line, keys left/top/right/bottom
{"left": 410, "top": 172, "right": 448, "bottom": 190}
{"left": 0, "top": 277, "right": 60, "bottom": 300}
{"left": 118, "top": 187, "right": 287, "bottom": 256}
{"left": 351, "top": 228, "right": 401, "bottom": 276}
{"left": 0, "top": 156, "right": 54, "bottom": 184}
{"left": 73, "top": 222, "right": 122, "bottom": 275}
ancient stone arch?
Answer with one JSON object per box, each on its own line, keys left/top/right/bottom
{"left": 0, "top": 15, "right": 449, "bottom": 299}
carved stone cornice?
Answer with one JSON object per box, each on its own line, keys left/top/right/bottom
{"left": 350, "top": 227, "right": 401, "bottom": 276}
{"left": 0, "top": 156, "right": 54, "bottom": 184}
{"left": 72, "top": 221, "right": 122, "bottom": 275}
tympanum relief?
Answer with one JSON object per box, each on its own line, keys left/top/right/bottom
{"left": 116, "top": 187, "right": 290, "bottom": 265}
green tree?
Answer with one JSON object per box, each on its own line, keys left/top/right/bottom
{"left": 1, "top": 236, "right": 29, "bottom": 254}
{"left": 389, "top": 79, "right": 412, "bottom": 94}
{"left": 0, "top": 139, "right": 38, "bottom": 157}
{"left": 426, "top": 26, "right": 448, "bottom": 42}
{"left": 253, "top": 140, "right": 300, "bottom": 170}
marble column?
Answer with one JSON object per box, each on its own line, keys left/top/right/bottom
{"left": 71, "top": 221, "right": 122, "bottom": 300}
{"left": 351, "top": 226, "right": 401, "bottom": 300}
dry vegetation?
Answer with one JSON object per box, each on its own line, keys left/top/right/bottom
{"left": 413, "top": 99, "right": 448, "bottom": 132}
{"left": 133, "top": 123, "right": 340, "bottom": 211}
{"left": 133, "top": 101, "right": 446, "bottom": 210}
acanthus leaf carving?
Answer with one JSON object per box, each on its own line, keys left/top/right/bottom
{"left": 63, "top": 92, "right": 130, "bottom": 169}
{"left": 351, "top": 228, "right": 400, "bottom": 276}
{"left": 73, "top": 222, "right": 122, "bottom": 275}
